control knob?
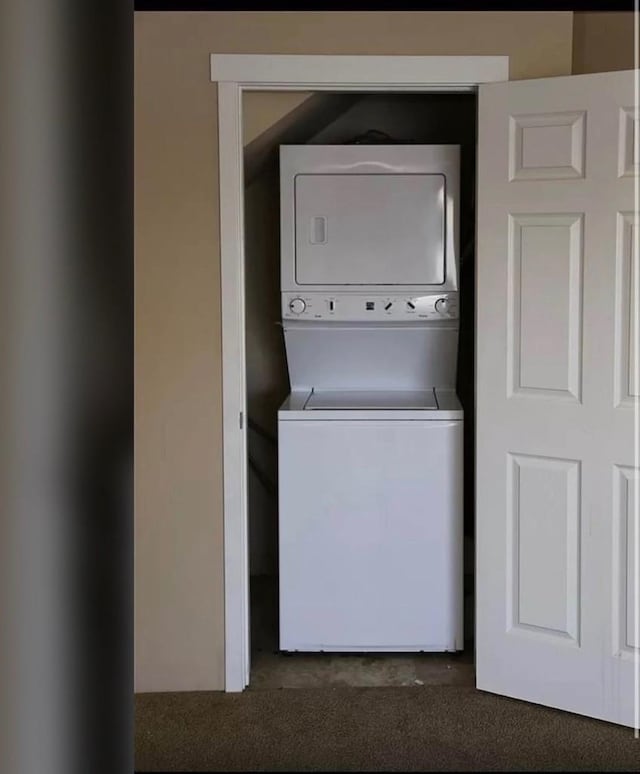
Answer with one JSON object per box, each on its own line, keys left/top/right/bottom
{"left": 435, "top": 297, "right": 451, "bottom": 316}
{"left": 289, "top": 297, "right": 306, "bottom": 315}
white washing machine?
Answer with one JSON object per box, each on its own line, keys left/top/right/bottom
{"left": 277, "top": 145, "right": 464, "bottom": 652}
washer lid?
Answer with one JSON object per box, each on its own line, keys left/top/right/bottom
{"left": 303, "top": 389, "right": 439, "bottom": 410}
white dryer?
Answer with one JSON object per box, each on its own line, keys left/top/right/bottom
{"left": 277, "top": 145, "right": 464, "bottom": 652}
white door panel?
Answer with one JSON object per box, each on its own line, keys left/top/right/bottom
{"left": 477, "top": 69, "right": 638, "bottom": 727}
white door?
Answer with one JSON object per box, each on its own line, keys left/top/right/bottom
{"left": 476, "top": 70, "right": 638, "bottom": 727}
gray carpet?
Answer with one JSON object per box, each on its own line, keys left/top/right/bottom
{"left": 135, "top": 686, "right": 640, "bottom": 771}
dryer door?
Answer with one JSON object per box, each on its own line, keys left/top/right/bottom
{"left": 294, "top": 173, "right": 445, "bottom": 286}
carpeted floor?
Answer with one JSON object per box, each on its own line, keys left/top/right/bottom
{"left": 135, "top": 686, "right": 640, "bottom": 772}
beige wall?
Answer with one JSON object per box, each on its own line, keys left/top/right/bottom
{"left": 243, "top": 93, "right": 312, "bottom": 147}
{"left": 573, "top": 12, "right": 634, "bottom": 74}
{"left": 134, "top": 20, "right": 224, "bottom": 692}
{"left": 135, "top": 11, "right": 575, "bottom": 692}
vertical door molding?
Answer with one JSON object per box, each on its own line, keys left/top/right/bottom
{"left": 211, "top": 54, "right": 509, "bottom": 691}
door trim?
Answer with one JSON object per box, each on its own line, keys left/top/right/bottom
{"left": 211, "top": 53, "right": 509, "bottom": 692}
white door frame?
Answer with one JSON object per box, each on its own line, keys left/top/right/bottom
{"left": 210, "top": 53, "right": 509, "bottom": 692}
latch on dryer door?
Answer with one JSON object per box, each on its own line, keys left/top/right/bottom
{"left": 309, "top": 216, "right": 327, "bottom": 244}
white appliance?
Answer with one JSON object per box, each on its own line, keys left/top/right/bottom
{"left": 278, "top": 145, "right": 463, "bottom": 652}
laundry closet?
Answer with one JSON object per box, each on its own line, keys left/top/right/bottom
{"left": 208, "top": 49, "right": 637, "bottom": 724}
{"left": 244, "top": 92, "right": 477, "bottom": 686}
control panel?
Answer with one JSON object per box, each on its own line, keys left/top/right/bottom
{"left": 282, "top": 292, "right": 459, "bottom": 321}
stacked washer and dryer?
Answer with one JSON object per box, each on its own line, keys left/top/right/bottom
{"left": 277, "top": 144, "right": 464, "bottom": 653}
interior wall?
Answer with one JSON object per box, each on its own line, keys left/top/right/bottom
{"left": 245, "top": 169, "right": 285, "bottom": 577}
{"left": 572, "top": 12, "right": 635, "bottom": 74}
{"left": 243, "top": 93, "right": 313, "bottom": 147}
{"left": 135, "top": 10, "right": 574, "bottom": 693}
